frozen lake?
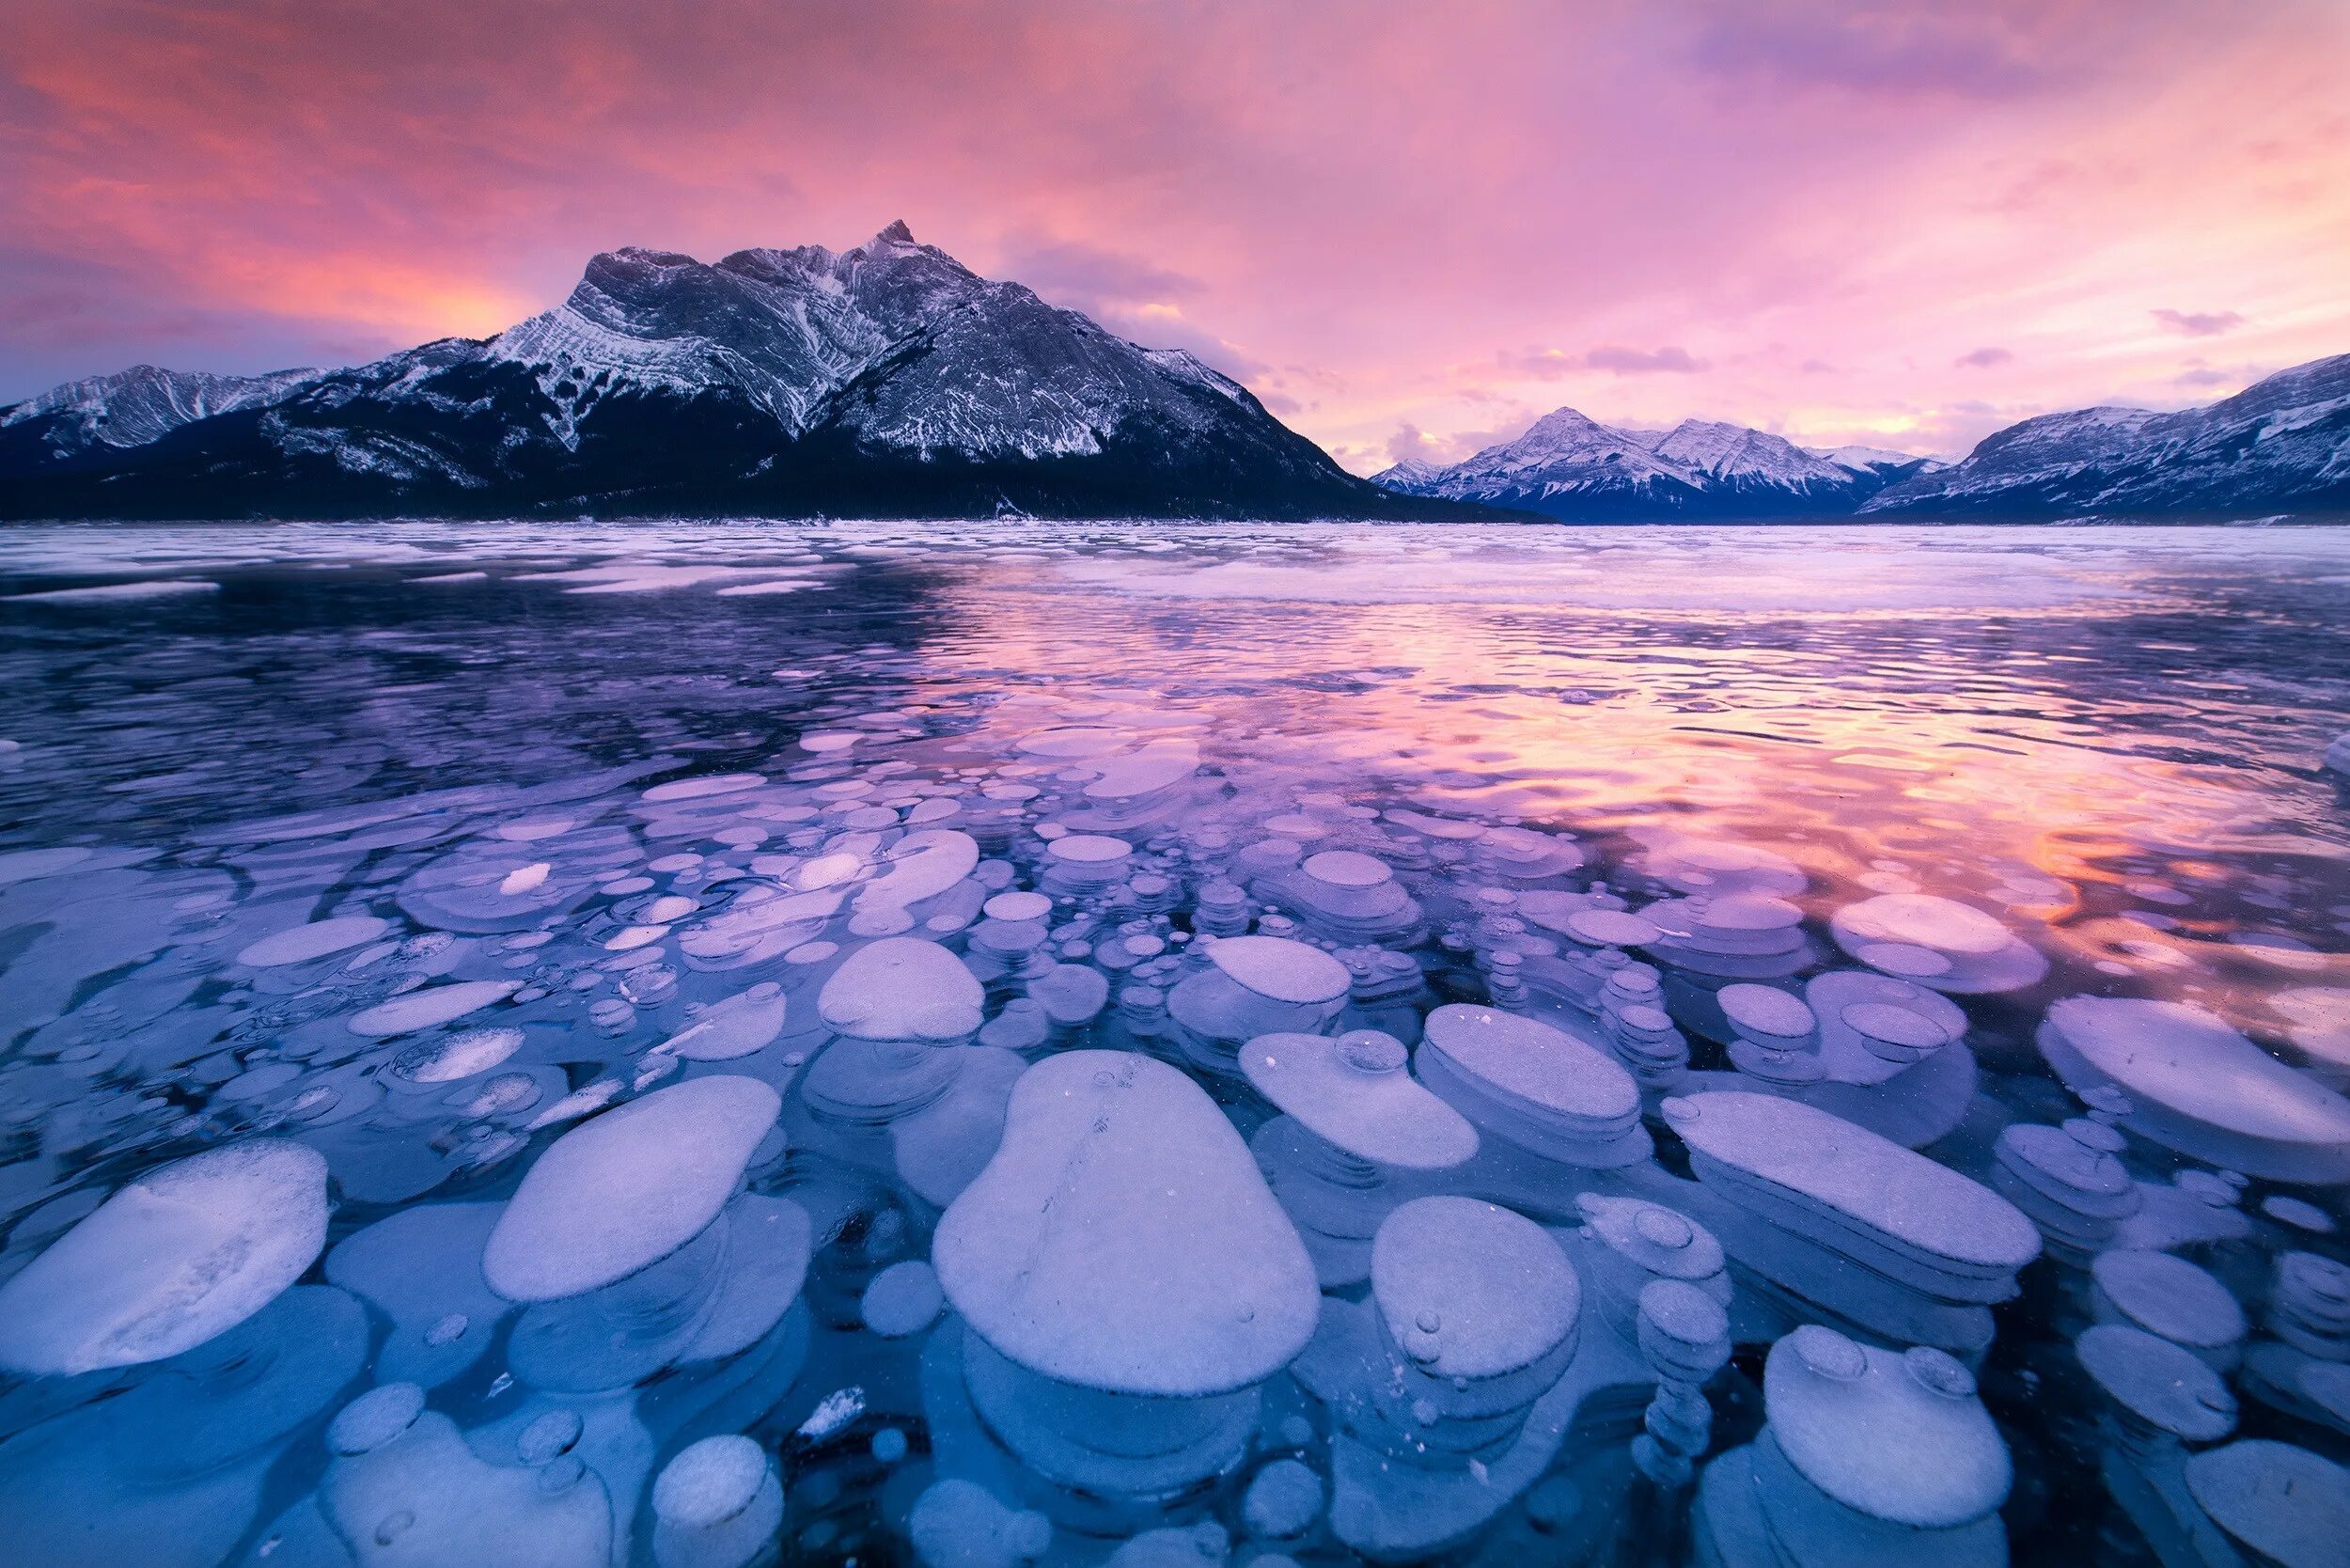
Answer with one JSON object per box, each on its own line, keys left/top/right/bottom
{"left": 0, "top": 522, "right": 2346, "bottom": 1566}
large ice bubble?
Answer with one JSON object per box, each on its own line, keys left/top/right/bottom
{"left": 0, "top": 1138, "right": 328, "bottom": 1376}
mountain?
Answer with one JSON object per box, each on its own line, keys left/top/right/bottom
{"left": 1372, "top": 409, "right": 1937, "bottom": 520}
{"left": 0, "top": 223, "right": 1474, "bottom": 522}
{"left": 0, "top": 365, "right": 322, "bottom": 465}
{"left": 1861, "top": 353, "right": 2350, "bottom": 519}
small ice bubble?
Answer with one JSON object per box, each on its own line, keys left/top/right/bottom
{"left": 862, "top": 1260, "right": 945, "bottom": 1338}
{"left": 516, "top": 1408, "right": 583, "bottom": 1464}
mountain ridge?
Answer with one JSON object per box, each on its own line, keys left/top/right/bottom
{"left": 1371, "top": 409, "right": 1939, "bottom": 520}
{"left": 1860, "top": 353, "right": 2350, "bottom": 518}
{"left": 0, "top": 225, "right": 1487, "bottom": 523}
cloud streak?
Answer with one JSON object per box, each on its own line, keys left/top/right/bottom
{"left": 2153, "top": 307, "right": 2248, "bottom": 337}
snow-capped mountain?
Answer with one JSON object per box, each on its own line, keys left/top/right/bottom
{"left": 1804, "top": 445, "right": 1946, "bottom": 482}
{"left": 1862, "top": 353, "right": 2350, "bottom": 518}
{"left": 1373, "top": 409, "right": 1935, "bottom": 520}
{"left": 0, "top": 223, "right": 1468, "bottom": 522}
{"left": 1, "top": 364, "right": 321, "bottom": 463}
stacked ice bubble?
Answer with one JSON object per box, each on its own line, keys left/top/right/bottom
{"left": 1, "top": 690, "right": 2347, "bottom": 1568}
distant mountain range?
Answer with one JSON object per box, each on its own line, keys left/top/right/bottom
{"left": 0, "top": 223, "right": 1478, "bottom": 522}
{"left": 3, "top": 228, "right": 2343, "bottom": 523}
{"left": 1371, "top": 410, "right": 1941, "bottom": 520}
{"left": 1857, "top": 353, "right": 2350, "bottom": 519}
{"left": 1377, "top": 354, "right": 2350, "bottom": 522}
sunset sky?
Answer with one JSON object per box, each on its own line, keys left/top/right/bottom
{"left": 5, "top": 0, "right": 2347, "bottom": 469}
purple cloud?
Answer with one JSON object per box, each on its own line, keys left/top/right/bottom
{"left": 1954, "top": 346, "right": 2014, "bottom": 368}
{"left": 2152, "top": 307, "right": 2246, "bottom": 337}
{"left": 1501, "top": 344, "right": 1706, "bottom": 378}
{"left": 1684, "top": 5, "right": 2062, "bottom": 101}
{"left": 1386, "top": 421, "right": 1444, "bottom": 463}
{"left": 1000, "top": 237, "right": 1202, "bottom": 315}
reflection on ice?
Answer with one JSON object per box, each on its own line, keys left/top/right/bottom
{"left": 0, "top": 520, "right": 2347, "bottom": 1565}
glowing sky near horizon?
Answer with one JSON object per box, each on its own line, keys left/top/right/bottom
{"left": 4, "top": 0, "right": 2347, "bottom": 468}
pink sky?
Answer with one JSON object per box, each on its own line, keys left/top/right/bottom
{"left": 5, "top": 0, "right": 2347, "bottom": 466}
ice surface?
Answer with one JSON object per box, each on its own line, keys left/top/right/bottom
{"left": 0, "top": 522, "right": 2345, "bottom": 1563}
{"left": 0, "top": 1138, "right": 327, "bottom": 1374}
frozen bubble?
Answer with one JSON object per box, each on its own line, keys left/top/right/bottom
{"left": 650, "top": 1437, "right": 784, "bottom": 1568}
{"left": 660, "top": 982, "right": 788, "bottom": 1060}
{"left": 394, "top": 1027, "right": 525, "bottom": 1084}
{"left": 1418, "top": 1003, "right": 1642, "bottom": 1140}
{"left": 2186, "top": 1440, "right": 2350, "bottom": 1568}
{"left": 1085, "top": 738, "right": 1200, "bottom": 800}
{"left": 1718, "top": 983, "right": 1814, "bottom": 1042}
{"left": 801, "top": 731, "right": 861, "bottom": 752}
{"left": 330, "top": 1382, "right": 428, "bottom": 1455}
{"left": 984, "top": 890, "right": 1053, "bottom": 921}
{"left": 2271, "top": 986, "right": 2350, "bottom": 1074}
{"left": 2076, "top": 1324, "right": 2236, "bottom": 1442}
{"left": 1764, "top": 1325, "right": 2010, "bottom": 1528}
{"left": 2092, "top": 1248, "right": 2247, "bottom": 1357}
{"left": 236, "top": 914, "right": 391, "bottom": 968}
{"left": 494, "top": 816, "right": 574, "bottom": 841}
{"left": 1385, "top": 808, "right": 1486, "bottom": 841}
{"left": 0, "top": 1138, "right": 328, "bottom": 1375}
{"left": 642, "top": 773, "right": 765, "bottom": 803}
{"left": 1668, "top": 1090, "right": 2041, "bottom": 1276}
{"left": 1841, "top": 893, "right": 2009, "bottom": 955}
{"left": 1242, "top": 1030, "right": 1478, "bottom": 1170}
{"left": 348, "top": 980, "right": 517, "bottom": 1038}
{"left": 1243, "top": 1458, "right": 1324, "bottom": 1540}
{"left": 2039, "top": 996, "right": 2350, "bottom": 1183}
{"left": 1371, "top": 1198, "right": 1577, "bottom": 1382}
{"left": 856, "top": 828, "right": 979, "bottom": 914}
{"left": 651, "top": 1435, "right": 774, "bottom": 1529}
{"left": 1207, "top": 933, "right": 1352, "bottom": 1006}
{"left": 1564, "top": 909, "right": 1661, "bottom": 949}
{"left": 861, "top": 1259, "right": 945, "bottom": 1338}
{"left": 1854, "top": 942, "right": 1951, "bottom": 979}
{"left": 935, "top": 1051, "right": 1319, "bottom": 1396}
{"left": 2264, "top": 1195, "right": 2336, "bottom": 1233}
{"left": 1046, "top": 834, "right": 1133, "bottom": 864}
{"left": 483, "top": 1074, "right": 781, "bottom": 1302}
{"left": 910, "top": 1480, "right": 1051, "bottom": 1568}
{"left": 1301, "top": 850, "right": 1391, "bottom": 889}
{"left": 516, "top": 1409, "right": 582, "bottom": 1464}
{"left": 872, "top": 1427, "right": 909, "bottom": 1464}
{"left": 1018, "top": 728, "right": 1132, "bottom": 759}
{"left": 1832, "top": 893, "right": 2047, "bottom": 994}
{"left": 818, "top": 935, "right": 985, "bottom": 1041}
